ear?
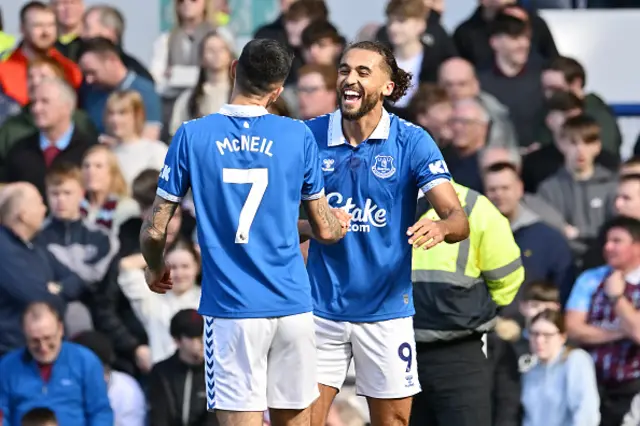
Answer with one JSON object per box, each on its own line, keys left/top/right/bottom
{"left": 489, "top": 35, "right": 499, "bottom": 52}
{"left": 382, "top": 80, "right": 394, "bottom": 98}
{"left": 230, "top": 60, "right": 238, "bottom": 81}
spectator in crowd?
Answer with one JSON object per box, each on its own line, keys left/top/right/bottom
{"left": 78, "top": 37, "right": 161, "bottom": 139}
{"left": 566, "top": 216, "right": 640, "bottom": 426}
{"left": 150, "top": 0, "right": 229, "bottom": 94}
{"left": 438, "top": 57, "right": 518, "bottom": 149}
{"left": 0, "top": 2, "right": 82, "bottom": 106}
{"left": 615, "top": 174, "right": 640, "bottom": 220}
{"left": 0, "top": 7, "right": 17, "bottom": 56}
{"left": 169, "top": 30, "right": 235, "bottom": 136}
{"left": 621, "top": 156, "right": 640, "bottom": 176}
{"left": 478, "top": 13, "right": 545, "bottom": 149}
{"left": 118, "top": 239, "right": 201, "bottom": 364}
{"left": 81, "top": 5, "right": 153, "bottom": 82}
{"left": 266, "top": 96, "right": 292, "bottom": 117}
{"left": 282, "top": 0, "right": 329, "bottom": 85}
{"left": 446, "top": 98, "right": 489, "bottom": 193}
{"left": 0, "top": 182, "right": 86, "bottom": 356}
{"left": 147, "top": 309, "right": 218, "bottom": 426}
{"left": 0, "top": 88, "right": 20, "bottom": 128}
{"left": 478, "top": 146, "right": 566, "bottom": 231}
{"left": 0, "top": 58, "right": 98, "bottom": 181}
{"left": 522, "top": 91, "right": 619, "bottom": 193}
{"left": 541, "top": 56, "right": 621, "bottom": 156}
{"left": 51, "top": 0, "right": 85, "bottom": 61}
{"left": 537, "top": 115, "right": 616, "bottom": 262}
{"left": 253, "top": 0, "right": 298, "bottom": 45}
{"left": 484, "top": 162, "right": 575, "bottom": 308}
{"left": 36, "top": 163, "right": 147, "bottom": 369}
{"left": 20, "top": 407, "right": 58, "bottom": 426}
{"left": 0, "top": 302, "right": 113, "bottom": 425}
{"left": 301, "top": 20, "right": 344, "bottom": 66}
{"left": 4, "top": 77, "right": 96, "bottom": 201}
{"left": 296, "top": 64, "right": 338, "bottom": 120}
{"left": 73, "top": 330, "right": 146, "bottom": 426}
{"left": 408, "top": 83, "right": 453, "bottom": 154}
{"left": 521, "top": 309, "right": 600, "bottom": 426}
{"left": 385, "top": 0, "right": 453, "bottom": 109}
{"left": 80, "top": 145, "right": 139, "bottom": 233}
{"left": 103, "top": 90, "right": 168, "bottom": 188}
{"left": 453, "top": 0, "right": 557, "bottom": 69}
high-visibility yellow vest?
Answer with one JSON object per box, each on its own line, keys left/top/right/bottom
{"left": 411, "top": 182, "right": 524, "bottom": 342}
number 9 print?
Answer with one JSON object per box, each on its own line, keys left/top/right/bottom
{"left": 398, "top": 342, "right": 412, "bottom": 373}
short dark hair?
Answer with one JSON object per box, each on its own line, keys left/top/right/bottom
{"left": 604, "top": 216, "right": 640, "bottom": 242}
{"left": 235, "top": 39, "right": 294, "bottom": 96}
{"left": 545, "top": 56, "right": 586, "bottom": 88}
{"left": 485, "top": 161, "right": 519, "bottom": 176}
{"left": 72, "top": 330, "right": 115, "bottom": 367}
{"left": 562, "top": 114, "right": 600, "bottom": 144}
{"left": 283, "top": 0, "right": 328, "bottom": 22}
{"left": 132, "top": 169, "right": 160, "bottom": 210}
{"left": 624, "top": 155, "right": 640, "bottom": 169}
{"left": 620, "top": 173, "right": 640, "bottom": 187}
{"left": 546, "top": 91, "right": 584, "bottom": 113}
{"left": 386, "top": 0, "right": 428, "bottom": 19}
{"left": 342, "top": 41, "right": 412, "bottom": 103}
{"left": 20, "top": 1, "right": 51, "bottom": 24}
{"left": 301, "top": 20, "right": 344, "bottom": 49}
{"left": 78, "top": 37, "right": 121, "bottom": 60}
{"left": 21, "top": 407, "right": 58, "bottom": 426}
{"left": 170, "top": 309, "right": 204, "bottom": 339}
{"left": 522, "top": 281, "right": 560, "bottom": 303}
{"left": 408, "top": 83, "right": 449, "bottom": 118}
{"left": 489, "top": 13, "right": 530, "bottom": 38}
{"left": 45, "top": 162, "right": 83, "bottom": 188}
{"left": 298, "top": 63, "right": 338, "bottom": 91}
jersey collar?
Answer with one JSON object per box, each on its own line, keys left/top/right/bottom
{"left": 327, "top": 108, "right": 391, "bottom": 147}
{"left": 218, "top": 104, "right": 269, "bottom": 117}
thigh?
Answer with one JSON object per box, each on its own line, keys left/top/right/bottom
{"left": 204, "top": 315, "right": 276, "bottom": 412}
{"left": 267, "top": 312, "right": 319, "bottom": 410}
{"left": 352, "top": 317, "right": 420, "bottom": 400}
{"left": 314, "top": 316, "right": 353, "bottom": 391}
{"left": 418, "top": 339, "right": 491, "bottom": 426}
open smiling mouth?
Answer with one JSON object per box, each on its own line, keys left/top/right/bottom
{"left": 342, "top": 88, "right": 363, "bottom": 106}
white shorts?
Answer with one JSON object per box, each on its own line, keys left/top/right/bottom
{"left": 203, "top": 312, "right": 319, "bottom": 411}
{"left": 314, "top": 316, "right": 420, "bottom": 399}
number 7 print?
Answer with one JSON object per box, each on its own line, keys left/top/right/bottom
{"left": 223, "top": 168, "right": 269, "bottom": 244}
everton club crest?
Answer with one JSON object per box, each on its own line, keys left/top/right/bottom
{"left": 371, "top": 155, "right": 396, "bottom": 179}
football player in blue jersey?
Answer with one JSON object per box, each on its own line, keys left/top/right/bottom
{"left": 139, "top": 39, "right": 349, "bottom": 426}
{"left": 299, "top": 41, "right": 470, "bottom": 426}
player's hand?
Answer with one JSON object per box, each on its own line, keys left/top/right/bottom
{"left": 144, "top": 266, "right": 172, "bottom": 294}
{"left": 407, "top": 217, "right": 448, "bottom": 250}
{"left": 332, "top": 208, "right": 351, "bottom": 237}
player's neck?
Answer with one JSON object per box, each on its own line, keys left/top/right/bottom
{"left": 394, "top": 40, "right": 423, "bottom": 61}
{"left": 341, "top": 106, "right": 384, "bottom": 146}
{"left": 228, "top": 92, "right": 270, "bottom": 109}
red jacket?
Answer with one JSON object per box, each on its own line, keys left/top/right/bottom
{"left": 0, "top": 46, "right": 83, "bottom": 105}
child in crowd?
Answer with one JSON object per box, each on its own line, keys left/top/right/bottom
{"left": 21, "top": 408, "right": 58, "bottom": 426}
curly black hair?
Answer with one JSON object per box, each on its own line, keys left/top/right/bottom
{"left": 343, "top": 41, "right": 412, "bottom": 103}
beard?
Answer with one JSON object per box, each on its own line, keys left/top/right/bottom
{"left": 338, "top": 83, "right": 382, "bottom": 121}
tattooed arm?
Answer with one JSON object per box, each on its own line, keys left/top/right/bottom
{"left": 139, "top": 196, "right": 179, "bottom": 271}
{"left": 302, "top": 196, "right": 348, "bottom": 244}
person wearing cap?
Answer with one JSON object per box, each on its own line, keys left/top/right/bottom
{"left": 73, "top": 330, "right": 146, "bottom": 426}
{"left": 147, "top": 309, "right": 218, "bottom": 426}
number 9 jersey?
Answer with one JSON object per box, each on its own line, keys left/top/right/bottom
{"left": 156, "top": 104, "right": 325, "bottom": 319}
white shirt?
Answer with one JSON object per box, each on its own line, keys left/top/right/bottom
{"left": 394, "top": 50, "right": 424, "bottom": 108}
{"left": 113, "top": 139, "right": 168, "bottom": 189}
{"left": 108, "top": 370, "right": 147, "bottom": 426}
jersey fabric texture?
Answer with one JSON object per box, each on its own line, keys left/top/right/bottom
{"left": 305, "top": 109, "right": 452, "bottom": 322}
{"left": 157, "top": 104, "right": 325, "bottom": 319}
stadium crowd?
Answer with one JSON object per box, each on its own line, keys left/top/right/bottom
{"left": 0, "top": 0, "right": 639, "bottom": 425}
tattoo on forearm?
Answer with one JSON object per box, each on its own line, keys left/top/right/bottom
{"left": 140, "top": 198, "right": 179, "bottom": 270}
{"left": 316, "top": 198, "right": 343, "bottom": 241}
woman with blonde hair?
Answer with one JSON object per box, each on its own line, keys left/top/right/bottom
{"left": 103, "top": 90, "right": 168, "bottom": 188}
{"left": 521, "top": 309, "right": 600, "bottom": 426}
{"left": 80, "top": 145, "right": 139, "bottom": 233}
{"left": 151, "top": 0, "right": 234, "bottom": 94}
{"left": 169, "top": 30, "right": 235, "bottom": 135}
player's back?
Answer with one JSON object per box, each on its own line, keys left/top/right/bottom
{"left": 161, "top": 105, "right": 323, "bottom": 319}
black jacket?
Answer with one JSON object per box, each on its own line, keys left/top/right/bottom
{"left": 4, "top": 127, "right": 96, "bottom": 200}
{"left": 36, "top": 218, "right": 142, "bottom": 356}
{"left": 148, "top": 352, "right": 218, "bottom": 426}
{"left": 488, "top": 332, "right": 522, "bottom": 426}
{"left": 453, "top": 6, "right": 558, "bottom": 70}
{"left": 253, "top": 16, "right": 302, "bottom": 86}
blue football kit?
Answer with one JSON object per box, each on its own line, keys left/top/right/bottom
{"left": 305, "top": 109, "right": 452, "bottom": 322}
{"left": 156, "top": 104, "right": 325, "bottom": 319}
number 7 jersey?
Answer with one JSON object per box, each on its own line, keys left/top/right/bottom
{"left": 157, "top": 104, "right": 325, "bottom": 319}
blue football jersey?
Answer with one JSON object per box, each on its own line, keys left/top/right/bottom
{"left": 305, "top": 109, "right": 452, "bottom": 322}
{"left": 157, "top": 104, "right": 325, "bottom": 319}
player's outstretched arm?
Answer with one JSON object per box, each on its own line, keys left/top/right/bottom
{"left": 140, "top": 195, "right": 179, "bottom": 271}
{"left": 408, "top": 182, "right": 470, "bottom": 250}
{"left": 302, "top": 197, "right": 350, "bottom": 244}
